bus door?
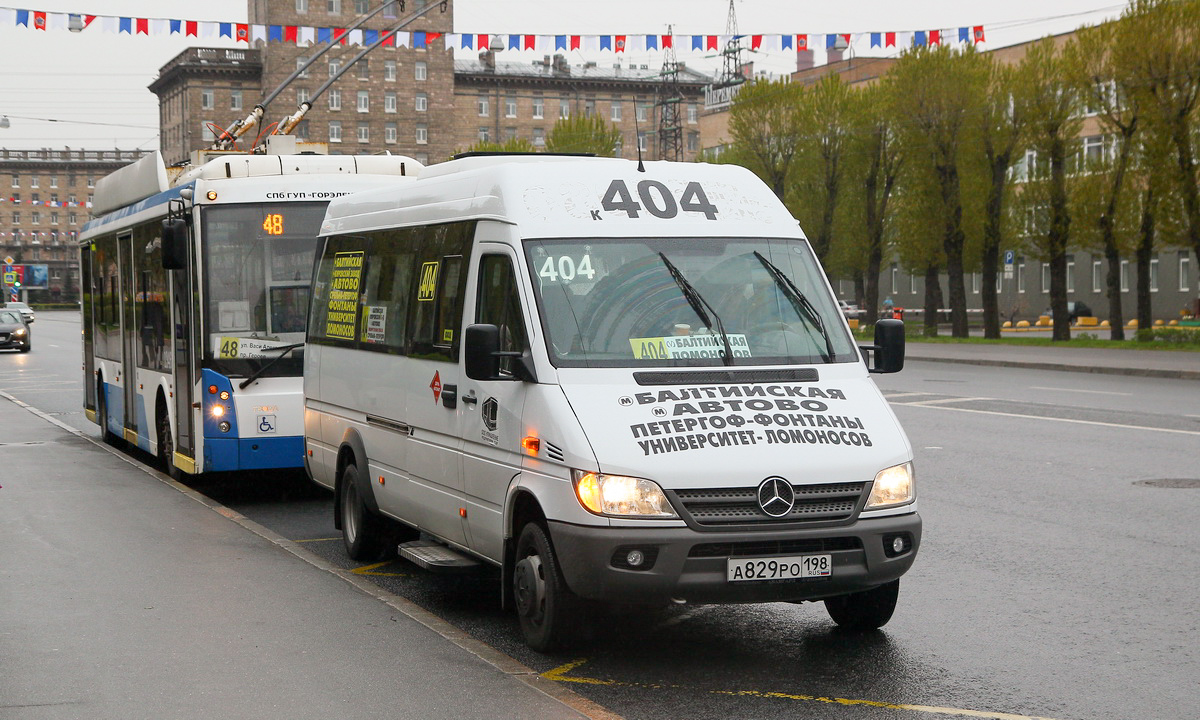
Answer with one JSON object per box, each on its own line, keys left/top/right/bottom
{"left": 170, "top": 229, "right": 198, "bottom": 471}
{"left": 81, "top": 243, "right": 96, "bottom": 415}
{"left": 119, "top": 232, "right": 136, "bottom": 442}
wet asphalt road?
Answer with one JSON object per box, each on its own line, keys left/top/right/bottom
{"left": 10, "top": 312, "right": 1200, "bottom": 720}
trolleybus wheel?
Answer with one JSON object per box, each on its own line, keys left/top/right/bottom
{"left": 156, "top": 406, "right": 184, "bottom": 481}
{"left": 97, "top": 380, "right": 121, "bottom": 448}
{"left": 824, "top": 579, "right": 900, "bottom": 630}
{"left": 513, "top": 521, "right": 577, "bottom": 652}
{"left": 339, "top": 463, "right": 389, "bottom": 561}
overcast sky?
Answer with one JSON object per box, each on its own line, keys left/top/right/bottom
{"left": 0, "top": 0, "right": 1131, "bottom": 151}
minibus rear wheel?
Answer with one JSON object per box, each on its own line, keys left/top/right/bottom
{"left": 824, "top": 579, "right": 900, "bottom": 630}
{"left": 513, "top": 522, "right": 577, "bottom": 652}
{"left": 340, "top": 463, "right": 389, "bottom": 561}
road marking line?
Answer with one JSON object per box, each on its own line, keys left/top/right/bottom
{"left": 898, "top": 403, "right": 1200, "bottom": 436}
{"left": 351, "top": 561, "right": 408, "bottom": 577}
{"left": 882, "top": 392, "right": 935, "bottom": 399}
{"left": 903, "top": 397, "right": 991, "bottom": 406}
{"left": 543, "top": 660, "right": 1063, "bottom": 720}
{"left": 1029, "top": 386, "right": 1131, "bottom": 396}
{"left": 294, "top": 537, "right": 341, "bottom": 543}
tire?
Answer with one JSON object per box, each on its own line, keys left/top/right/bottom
{"left": 824, "top": 579, "right": 900, "bottom": 631}
{"left": 339, "top": 463, "right": 390, "bottom": 561}
{"left": 513, "top": 522, "right": 578, "bottom": 652}
{"left": 97, "top": 380, "right": 121, "bottom": 447}
{"left": 156, "top": 406, "right": 185, "bottom": 481}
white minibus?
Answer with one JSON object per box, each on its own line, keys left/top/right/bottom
{"left": 304, "top": 155, "right": 920, "bottom": 651}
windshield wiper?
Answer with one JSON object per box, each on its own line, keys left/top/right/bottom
{"left": 238, "top": 343, "right": 304, "bottom": 390}
{"left": 752, "top": 251, "right": 834, "bottom": 363}
{"left": 658, "top": 252, "right": 735, "bottom": 366}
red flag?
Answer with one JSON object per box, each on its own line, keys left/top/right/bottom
{"left": 476, "top": 34, "right": 488, "bottom": 49}
{"left": 797, "top": 34, "right": 807, "bottom": 50}
{"left": 84, "top": 15, "right": 97, "bottom": 28}
{"left": 382, "top": 33, "right": 394, "bottom": 47}
{"left": 929, "top": 30, "right": 941, "bottom": 45}
{"left": 706, "top": 35, "right": 717, "bottom": 50}
{"left": 285, "top": 26, "right": 298, "bottom": 43}
{"left": 185, "top": 21, "right": 198, "bottom": 36}
{"left": 32, "top": 11, "right": 46, "bottom": 30}
{"left": 662, "top": 34, "right": 672, "bottom": 49}
{"left": 570, "top": 35, "right": 580, "bottom": 50}
{"left": 751, "top": 35, "right": 762, "bottom": 50}
{"left": 237, "top": 23, "right": 250, "bottom": 42}
{"left": 973, "top": 25, "right": 985, "bottom": 43}
{"left": 841, "top": 33, "right": 852, "bottom": 47}
{"left": 334, "top": 27, "right": 347, "bottom": 44}
{"left": 136, "top": 18, "right": 149, "bottom": 35}
{"left": 885, "top": 32, "right": 896, "bottom": 47}
{"left": 523, "top": 34, "right": 535, "bottom": 50}
{"left": 615, "top": 35, "right": 626, "bottom": 52}
{"left": 427, "top": 32, "right": 440, "bottom": 45}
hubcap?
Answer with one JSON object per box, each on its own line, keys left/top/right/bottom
{"left": 343, "top": 482, "right": 358, "bottom": 543}
{"left": 514, "top": 555, "right": 545, "bottom": 622}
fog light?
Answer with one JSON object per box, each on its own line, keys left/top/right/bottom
{"left": 892, "top": 537, "right": 905, "bottom": 553}
{"left": 218, "top": 421, "right": 231, "bottom": 433}
{"left": 219, "top": 391, "right": 230, "bottom": 400}
{"left": 626, "top": 549, "right": 645, "bottom": 567}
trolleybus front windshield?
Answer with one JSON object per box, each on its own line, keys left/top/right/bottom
{"left": 201, "top": 202, "right": 326, "bottom": 378}
{"left": 525, "top": 236, "right": 858, "bottom": 368}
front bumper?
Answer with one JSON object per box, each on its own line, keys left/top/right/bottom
{"left": 0, "top": 335, "right": 30, "bottom": 349}
{"left": 549, "top": 512, "right": 921, "bottom": 605}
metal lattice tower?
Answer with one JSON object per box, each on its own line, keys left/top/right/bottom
{"left": 656, "top": 25, "right": 684, "bottom": 161}
{"left": 718, "top": 0, "right": 745, "bottom": 87}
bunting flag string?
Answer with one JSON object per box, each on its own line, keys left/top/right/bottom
{"left": 0, "top": 7, "right": 985, "bottom": 54}
{"left": 1, "top": 196, "right": 92, "bottom": 209}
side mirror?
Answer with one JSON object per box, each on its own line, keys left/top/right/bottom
{"left": 866, "top": 318, "right": 905, "bottom": 374}
{"left": 161, "top": 218, "right": 188, "bottom": 270}
{"left": 465, "top": 324, "right": 502, "bottom": 380}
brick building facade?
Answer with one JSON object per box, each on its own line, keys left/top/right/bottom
{"left": 0, "top": 148, "right": 145, "bottom": 303}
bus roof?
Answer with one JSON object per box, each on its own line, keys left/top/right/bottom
{"left": 320, "top": 156, "right": 803, "bottom": 241}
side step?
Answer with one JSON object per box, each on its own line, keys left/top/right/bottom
{"left": 398, "top": 540, "right": 482, "bottom": 574}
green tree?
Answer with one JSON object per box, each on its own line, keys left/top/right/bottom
{"left": 457, "top": 137, "right": 537, "bottom": 157}
{"left": 790, "top": 75, "right": 853, "bottom": 263}
{"left": 1017, "top": 38, "right": 1084, "bottom": 341}
{"left": 889, "top": 46, "right": 989, "bottom": 337}
{"left": 723, "top": 78, "right": 805, "bottom": 200}
{"left": 545, "top": 114, "right": 622, "bottom": 157}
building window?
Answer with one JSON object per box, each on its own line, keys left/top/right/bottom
{"left": 385, "top": 122, "right": 397, "bottom": 144}
{"left": 584, "top": 97, "right": 595, "bottom": 117}
{"left": 416, "top": 123, "right": 428, "bottom": 144}
{"left": 9, "top": 175, "right": 17, "bottom": 188}
{"left": 51, "top": 212, "right": 58, "bottom": 225}
{"left": 230, "top": 90, "right": 243, "bottom": 111}
{"left": 636, "top": 99, "right": 649, "bottom": 122}
{"left": 329, "top": 59, "right": 340, "bottom": 78}
{"left": 637, "top": 130, "right": 648, "bottom": 151}
{"left": 1066, "top": 256, "right": 1075, "bottom": 293}
{"left": 296, "top": 0, "right": 308, "bottom": 12}
{"left": 49, "top": 175, "right": 57, "bottom": 188}
{"left": 560, "top": 97, "right": 570, "bottom": 119}
{"left": 357, "top": 90, "right": 369, "bottom": 112}
{"left": 354, "top": 0, "right": 369, "bottom": 13}
{"left": 201, "top": 121, "right": 216, "bottom": 142}
{"left": 1149, "top": 256, "right": 1159, "bottom": 292}
{"left": 380, "top": 92, "right": 395, "bottom": 113}
{"left": 505, "top": 96, "right": 517, "bottom": 118}
{"left": 87, "top": 176, "right": 95, "bottom": 188}
{"left": 1041, "top": 263, "right": 1050, "bottom": 293}
{"left": 890, "top": 265, "right": 898, "bottom": 294}
{"left": 384, "top": 60, "right": 396, "bottom": 81}
{"left": 972, "top": 272, "right": 980, "bottom": 294}
{"left": 688, "top": 103, "right": 698, "bottom": 124}
{"left": 297, "top": 87, "right": 310, "bottom": 105}
{"left": 477, "top": 93, "right": 489, "bottom": 116}
{"left": 297, "top": 57, "right": 309, "bottom": 78}
{"left": 413, "top": 92, "right": 426, "bottom": 112}
{"left": 200, "top": 89, "right": 214, "bottom": 110}
{"left": 532, "top": 96, "right": 544, "bottom": 119}
{"left": 329, "top": 120, "right": 342, "bottom": 142}
{"left": 357, "top": 123, "right": 369, "bottom": 143}
{"left": 478, "top": 127, "right": 490, "bottom": 143}
{"left": 31, "top": 193, "right": 38, "bottom": 203}
{"left": 415, "top": 61, "right": 427, "bottom": 81}
{"left": 504, "top": 127, "right": 517, "bottom": 141}
{"left": 383, "top": 0, "right": 397, "bottom": 18}
{"left": 329, "top": 89, "right": 341, "bottom": 110}
{"left": 532, "top": 127, "right": 545, "bottom": 147}
{"left": 1180, "top": 251, "right": 1191, "bottom": 292}
{"left": 1120, "top": 259, "right": 1130, "bottom": 292}
{"left": 357, "top": 59, "right": 369, "bottom": 80}
{"left": 415, "top": 152, "right": 429, "bottom": 165}
{"left": 611, "top": 99, "right": 622, "bottom": 121}
{"left": 1018, "top": 261, "right": 1026, "bottom": 293}
{"left": 909, "top": 273, "right": 917, "bottom": 294}
{"left": 31, "top": 212, "right": 40, "bottom": 225}
{"left": 30, "top": 176, "right": 39, "bottom": 188}
{"left": 1092, "top": 259, "right": 1102, "bottom": 292}
{"left": 687, "top": 132, "right": 698, "bottom": 152}
{"left": 327, "top": 0, "right": 342, "bottom": 13}
{"left": 69, "top": 212, "right": 77, "bottom": 225}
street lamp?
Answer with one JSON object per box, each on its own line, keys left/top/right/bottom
{"left": 0, "top": 116, "right": 9, "bottom": 129}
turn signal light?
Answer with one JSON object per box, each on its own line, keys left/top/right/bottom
{"left": 521, "top": 436, "right": 540, "bottom": 456}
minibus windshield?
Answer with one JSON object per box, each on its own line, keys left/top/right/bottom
{"left": 525, "top": 237, "right": 858, "bottom": 368}
{"left": 201, "top": 202, "right": 326, "bottom": 377}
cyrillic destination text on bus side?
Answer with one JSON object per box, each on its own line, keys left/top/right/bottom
{"left": 325, "top": 251, "right": 363, "bottom": 339}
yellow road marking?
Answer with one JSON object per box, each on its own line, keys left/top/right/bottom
{"left": 351, "top": 561, "right": 408, "bottom": 577}
{"left": 543, "top": 659, "right": 1063, "bottom": 720}
{"left": 294, "top": 537, "right": 341, "bottom": 543}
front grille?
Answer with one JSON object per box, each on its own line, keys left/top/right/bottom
{"left": 0, "top": 333, "right": 8, "bottom": 342}
{"left": 672, "top": 482, "right": 867, "bottom": 527}
{"left": 690, "top": 536, "right": 862, "bottom": 558}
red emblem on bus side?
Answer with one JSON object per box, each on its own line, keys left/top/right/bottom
{"left": 430, "top": 371, "right": 442, "bottom": 404}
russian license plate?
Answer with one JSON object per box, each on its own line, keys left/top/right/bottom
{"left": 727, "top": 554, "right": 832, "bottom": 582}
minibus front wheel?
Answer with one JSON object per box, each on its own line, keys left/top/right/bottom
{"left": 824, "top": 579, "right": 900, "bottom": 630}
{"left": 514, "top": 522, "right": 577, "bottom": 652}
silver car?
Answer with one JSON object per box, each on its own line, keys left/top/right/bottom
{"left": 4, "top": 301, "right": 34, "bottom": 324}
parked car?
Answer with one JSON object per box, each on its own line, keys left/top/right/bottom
{"left": 838, "top": 299, "right": 862, "bottom": 319}
{"left": 1043, "top": 301, "right": 1093, "bottom": 322}
{"left": 0, "top": 309, "right": 31, "bottom": 352}
{"left": 4, "top": 301, "right": 34, "bottom": 324}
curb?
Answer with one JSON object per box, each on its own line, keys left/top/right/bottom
{"left": 904, "top": 354, "right": 1200, "bottom": 381}
{"left": 1, "top": 390, "right": 621, "bottom": 720}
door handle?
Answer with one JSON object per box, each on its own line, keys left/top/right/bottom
{"left": 441, "top": 384, "right": 457, "bottom": 409}
{"left": 462, "top": 390, "right": 478, "bottom": 405}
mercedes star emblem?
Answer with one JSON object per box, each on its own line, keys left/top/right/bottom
{"left": 757, "top": 477, "right": 796, "bottom": 518}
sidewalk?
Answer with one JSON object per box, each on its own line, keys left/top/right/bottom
{"left": 903, "top": 341, "right": 1200, "bottom": 380}
{"left": 0, "top": 396, "right": 603, "bottom": 720}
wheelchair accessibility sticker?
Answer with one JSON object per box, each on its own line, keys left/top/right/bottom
{"left": 257, "top": 414, "right": 277, "bottom": 434}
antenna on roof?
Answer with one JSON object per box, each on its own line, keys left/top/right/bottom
{"left": 633, "top": 96, "right": 646, "bottom": 172}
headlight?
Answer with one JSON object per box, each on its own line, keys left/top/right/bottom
{"left": 210, "top": 405, "right": 225, "bottom": 417}
{"left": 13, "top": 328, "right": 26, "bottom": 336}
{"left": 572, "top": 470, "right": 678, "bottom": 518}
{"left": 866, "top": 461, "right": 915, "bottom": 509}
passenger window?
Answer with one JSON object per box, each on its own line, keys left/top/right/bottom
{"left": 309, "top": 235, "right": 367, "bottom": 347}
{"left": 477, "top": 255, "right": 527, "bottom": 374}
{"left": 359, "top": 230, "right": 415, "bottom": 353}
{"left": 408, "top": 222, "right": 473, "bottom": 361}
